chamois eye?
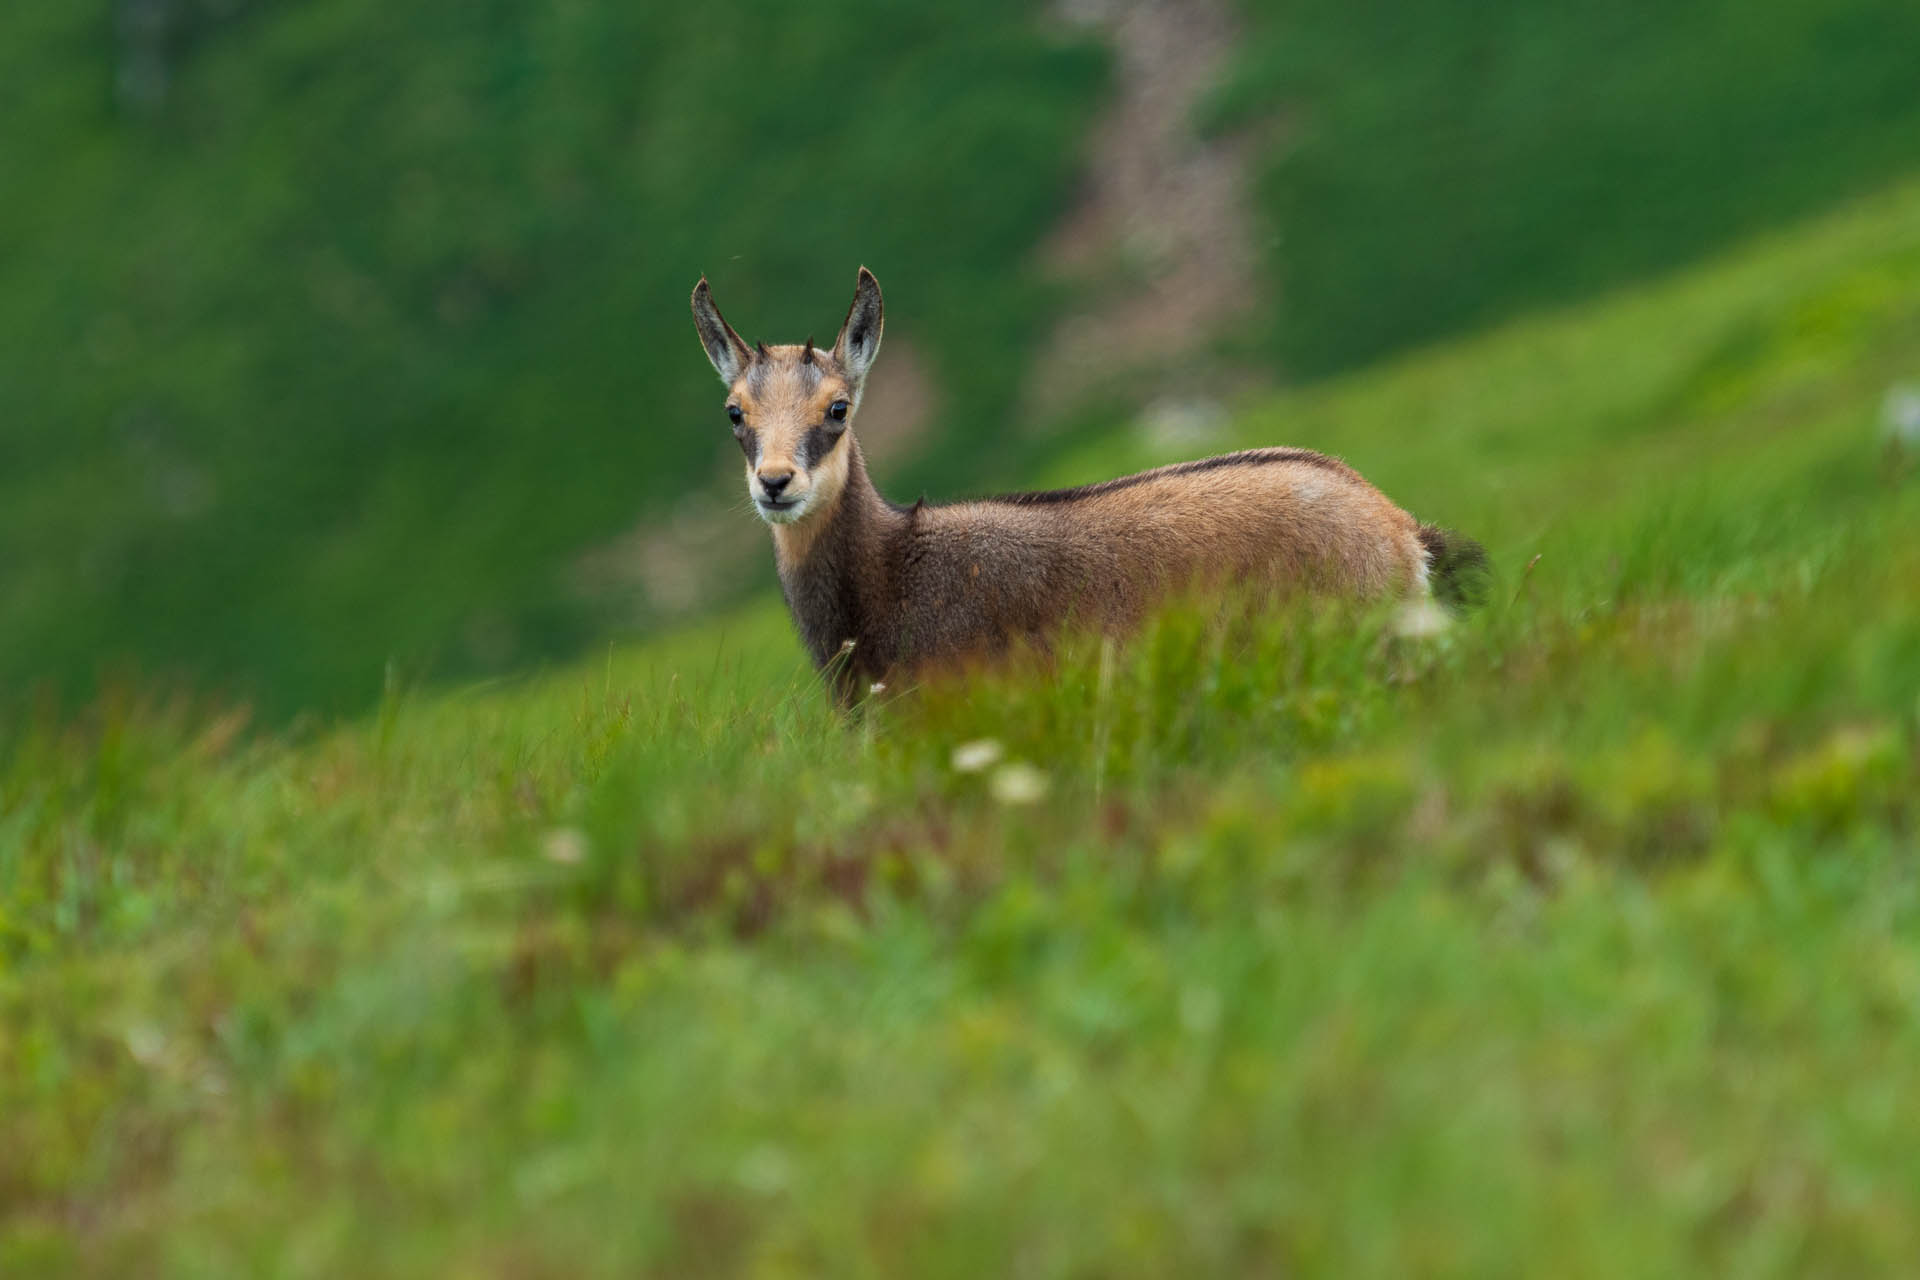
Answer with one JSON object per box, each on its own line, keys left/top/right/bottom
{"left": 827, "top": 399, "right": 849, "bottom": 423}
{"left": 727, "top": 405, "right": 744, "bottom": 427}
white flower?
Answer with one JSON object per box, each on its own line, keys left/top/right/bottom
{"left": 735, "top": 1144, "right": 793, "bottom": 1194}
{"left": 541, "top": 827, "right": 588, "bottom": 865}
{"left": 124, "top": 1023, "right": 166, "bottom": 1066}
{"left": 951, "top": 738, "right": 1005, "bottom": 773}
{"left": 990, "top": 762, "right": 1050, "bottom": 806}
{"left": 1884, "top": 384, "right": 1920, "bottom": 445}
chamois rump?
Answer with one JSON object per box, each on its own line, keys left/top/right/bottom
{"left": 691, "top": 268, "right": 1483, "bottom": 699}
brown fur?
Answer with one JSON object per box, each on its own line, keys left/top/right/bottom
{"left": 692, "top": 269, "right": 1471, "bottom": 700}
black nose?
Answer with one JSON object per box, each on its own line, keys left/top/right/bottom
{"left": 759, "top": 471, "right": 793, "bottom": 497}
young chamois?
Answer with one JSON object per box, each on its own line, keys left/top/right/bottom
{"left": 691, "top": 268, "right": 1484, "bottom": 699}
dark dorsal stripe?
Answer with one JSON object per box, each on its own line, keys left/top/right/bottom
{"left": 983, "top": 448, "right": 1354, "bottom": 507}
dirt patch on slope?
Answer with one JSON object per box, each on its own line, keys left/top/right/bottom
{"left": 1031, "top": 0, "right": 1263, "bottom": 420}
{"left": 572, "top": 1, "right": 1262, "bottom": 623}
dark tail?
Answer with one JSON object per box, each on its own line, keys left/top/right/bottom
{"left": 1417, "top": 524, "right": 1491, "bottom": 612}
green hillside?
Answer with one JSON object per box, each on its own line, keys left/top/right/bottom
{"left": 10, "top": 0, "right": 1920, "bottom": 717}
{"left": 0, "top": 1, "right": 1102, "bottom": 714}
{"left": 6, "top": 179, "right": 1919, "bottom": 1274}
{"left": 1213, "top": 0, "right": 1920, "bottom": 376}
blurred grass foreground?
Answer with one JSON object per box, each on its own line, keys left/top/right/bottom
{"left": 7, "top": 0, "right": 1920, "bottom": 1272}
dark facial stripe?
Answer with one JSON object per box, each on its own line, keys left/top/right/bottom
{"left": 986, "top": 448, "right": 1354, "bottom": 507}
{"left": 802, "top": 425, "right": 845, "bottom": 468}
{"left": 735, "top": 428, "right": 759, "bottom": 464}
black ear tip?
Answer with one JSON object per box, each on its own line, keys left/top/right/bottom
{"left": 857, "top": 266, "right": 878, "bottom": 287}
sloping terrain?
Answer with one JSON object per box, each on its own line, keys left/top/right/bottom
{"left": 0, "top": 1, "right": 1104, "bottom": 715}
{"left": 10, "top": 0, "right": 1920, "bottom": 720}
{"left": 1213, "top": 0, "right": 1920, "bottom": 375}
{"left": 5, "top": 179, "right": 1919, "bottom": 1274}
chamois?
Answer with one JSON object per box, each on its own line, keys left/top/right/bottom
{"left": 691, "top": 268, "right": 1484, "bottom": 698}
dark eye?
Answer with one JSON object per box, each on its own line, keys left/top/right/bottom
{"left": 827, "top": 399, "right": 849, "bottom": 423}
{"left": 727, "top": 405, "right": 744, "bottom": 427}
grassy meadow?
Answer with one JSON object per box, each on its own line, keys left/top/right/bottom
{"left": 5, "top": 176, "right": 1920, "bottom": 1273}
{"left": 1213, "top": 0, "right": 1920, "bottom": 376}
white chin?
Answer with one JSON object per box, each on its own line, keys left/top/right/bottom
{"left": 756, "top": 498, "right": 809, "bottom": 525}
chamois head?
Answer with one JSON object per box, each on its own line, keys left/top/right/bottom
{"left": 690, "top": 268, "right": 884, "bottom": 526}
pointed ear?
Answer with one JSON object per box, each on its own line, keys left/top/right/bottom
{"left": 691, "top": 277, "right": 752, "bottom": 385}
{"left": 832, "top": 267, "right": 884, "bottom": 385}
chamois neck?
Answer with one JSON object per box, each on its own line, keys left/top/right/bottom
{"left": 769, "top": 438, "right": 908, "bottom": 683}
{"left": 770, "top": 438, "right": 897, "bottom": 573}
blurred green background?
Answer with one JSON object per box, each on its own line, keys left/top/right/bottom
{"left": 5, "top": 0, "right": 1919, "bottom": 716}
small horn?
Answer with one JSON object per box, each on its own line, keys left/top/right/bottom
{"left": 754, "top": 340, "right": 769, "bottom": 358}
{"left": 801, "top": 336, "right": 816, "bottom": 365}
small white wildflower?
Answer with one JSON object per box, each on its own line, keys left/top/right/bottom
{"left": 124, "top": 1023, "right": 166, "bottom": 1066}
{"left": 735, "top": 1144, "right": 793, "bottom": 1194}
{"left": 1884, "top": 383, "right": 1920, "bottom": 445}
{"left": 868, "top": 681, "right": 887, "bottom": 696}
{"left": 951, "top": 738, "right": 1005, "bottom": 773}
{"left": 1393, "top": 598, "right": 1452, "bottom": 639}
{"left": 541, "top": 827, "right": 588, "bottom": 866}
{"left": 990, "top": 762, "right": 1050, "bottom": 806}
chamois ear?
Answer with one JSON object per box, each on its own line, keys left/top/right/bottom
{"left": 833, "top": 266, "right": 884, "bottom": 386}
{"left": 691, "top": 277, "right": 753, "bottom": 385}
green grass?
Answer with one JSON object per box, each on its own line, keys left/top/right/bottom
{"left": 0, "top": 0, "right": 1103, "bottom": 715}
{"left": 1212, "top": 0, "right": 1920, "bottom": 377}
{"left": 5, "top": 180, "right": 1920, "bottom": 1274}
